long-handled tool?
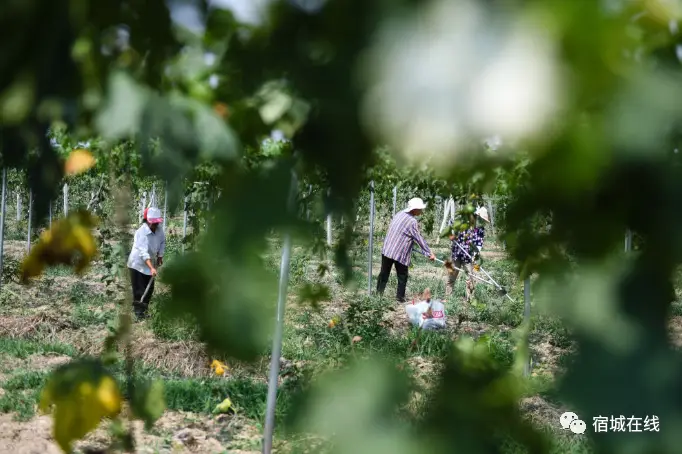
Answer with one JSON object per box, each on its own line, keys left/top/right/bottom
{"left": 140, "top": 275, "right": 156, "bottom": 303}
{"left": 452, "top": 241, "right": 514, "bottom": 302}
{"left": 432, "top": 254, "right": 496, "bottom": 286}
{"left": 413, "top": 249, "right": 496, "bottom": 286}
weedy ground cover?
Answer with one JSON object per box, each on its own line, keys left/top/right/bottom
{"left": 0, "top": 216, "right": 677, "bottom": 453}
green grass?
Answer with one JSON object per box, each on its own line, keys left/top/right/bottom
{"left": 0, "top": 227, "right": 592, "bottom": 452}
{"left": 0, "top": 362, "right": 303, "bottom": 426}
{"left": 0, "top": 370, "right": 49, "bottom": 420}
{"left": 0, "top": 338, "right": 76, "bottom": 359}
{"left": 148, "top": 292, "right": 198, "bottom": 341}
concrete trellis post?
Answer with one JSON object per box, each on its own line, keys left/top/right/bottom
{"left": 182, "top": 196, "right": 188, "bottom": 254}
{"left": 523, "top": 277, "right": 532, "bottom": 376}
{"left": 485, "top": 196, "right": 496, "bottom": 234}
{"left": 26, "top": 188, "right": 32, "bottom": 252}
{"left": 392, "top": 186, "right": 397, "bottom": 216}
{"left": 262, "top": 170, "right": 297, "bottom": 454}
{"left": 326, "top": 215, "right": 332, "bottom": 246}
{"left": 140, "top": 191, "right": 147, "bottom": 222}
{"left": 0, "top": 169, "right": 6, "bottom": 291}
{"left": 49, "top": 200, "right": 52, "bottom": 228}
{"left": 625, "top": 229, "right": 633, "bottom": 252}
{"left": 326, "top": 188, "right": 332, "bottom": 246}
{"left": 367, "top": 180, "right": 375, "bottom": 295}
{"left": 439, "top": 197, "right": 455, "bottom": 236}
{"left": 163, "top": 183, "right": 168, "bottom": 229}
{"left": 16, "top": 192, "right": 21, "bottom": 222}
{"left": 63, "top": 183, "right": 68, "bottom": 216}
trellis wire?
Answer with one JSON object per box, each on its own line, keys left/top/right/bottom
{"left": 367, "top": 180, "right": 375, "bottom": 295}
{"left": 0, "top": 169, "right": 6, "bottom": 292}
{"left": 26, "top": 189, "right": 32, "bottom": 252}
{"left": 262, "top": 169, "right": 298, "bottom": 454}
{"left": 163, "top": 183, "right": 168, "bottom": 229}
{"left": 523, "top": 277, "right": 532, "bottom": 376}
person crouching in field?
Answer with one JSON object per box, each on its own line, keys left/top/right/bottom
{"left": 127, "top": 207, "right": 165, "bottom": 320}
{"left": 377, "top": 197, "right": 435, "bottom": 303}
{"left": 445, "top": 206, "right": 490, "bottom": 302}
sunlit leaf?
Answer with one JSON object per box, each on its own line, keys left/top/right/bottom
{"left": 21, "top": 210, "right": 98, "bottom": 282}
{"left": 213, "top": 397, "right": 234, "bottom": 414}
{"left": 64, "top": 149, "right": 96, "bottom": 176}
{"left": 95, "top": 71, "right": 148, "bottom": 139}
{"left": 130, "top": 379, "right": 166, "bottom": 430}
{"left": 40, "top": 359, "right": 121, "bottom": 453}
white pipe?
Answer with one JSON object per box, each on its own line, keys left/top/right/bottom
{"left": 262, "top": 170, "right": 297, "bottom": 454}
{"left": 63, "top": 183, "right": 68, "bottom": 216}
{"left": 0, "top": 169, "right": 6, "bottom": 291}
{"left": 26, "top": 188, "right": 32, "bottom": 252}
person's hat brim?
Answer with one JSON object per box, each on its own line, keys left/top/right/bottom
{"left": 148, "top": 218, "right": 163, "bottom": 224}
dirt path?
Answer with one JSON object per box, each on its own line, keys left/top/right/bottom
{"left": 0, "top": 411, "right": 262, "bottom": 454}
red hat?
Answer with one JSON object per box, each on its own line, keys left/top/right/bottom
{"left": 146, "top": 207, "right": 163, "bottom": 224}
{"left": 143, "top": 207, "right": 149, "bottom": 221}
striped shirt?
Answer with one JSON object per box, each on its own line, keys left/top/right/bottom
{"left": 381, "top": 211, "right": 432, "bottom": 266}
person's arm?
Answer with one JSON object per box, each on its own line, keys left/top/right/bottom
{"left": 157, "top": 228, "right": 166, "bottom": 266}
{"left": 472, "top": 228, "right": 485, "bottom": 263}
{"left": 410, "top": 221, "right": 435, "bottom": 260}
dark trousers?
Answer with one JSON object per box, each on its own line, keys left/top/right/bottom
{"left": 376, "top": 255, "right": 409, "bottom": 302}
{"left": 130, "top": 268, "right": 155, "bottom": 316}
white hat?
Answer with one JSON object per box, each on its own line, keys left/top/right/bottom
{"left": 475, "top": 206, "right": 490, "bottom": 222}
{"left": 403, "top": 197, "right": 427, "bottom": 213}
{"left": 146, "top": 207, "right": 163, "bottom": 224}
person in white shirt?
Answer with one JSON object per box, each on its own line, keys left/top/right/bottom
{"left": 127, "top": 206, "right": 165, "bottom": 320}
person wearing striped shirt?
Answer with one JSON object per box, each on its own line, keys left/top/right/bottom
{"left": 377, "top": 197, "right": 435, "bottom": 302}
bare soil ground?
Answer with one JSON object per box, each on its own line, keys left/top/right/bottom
{"left": 1, "top": 232, "right": 680, "bottom": 454}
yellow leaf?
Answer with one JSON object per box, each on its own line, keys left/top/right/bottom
{"left": 39, "top": 383, "right": 54, "bottom": 413}
{"left": 72, "top": 225, "right": 97, "bottom": 258}
{"left": 210, "top": 360, "right": 228, "bottom": 374}
{"left": 213, "top": 102, "right": 230, "bottom": 119}
{"left": 96, "top": 376, "right": 122, "bottom": 416}
{"left": 64, "top": 149, "right": 96, "bottom": 176}
{"left": 21, "top": 211, "right": 98, "bottom": 282}
{"left": 44, "top": 370, "right": 122, "bottom": 452}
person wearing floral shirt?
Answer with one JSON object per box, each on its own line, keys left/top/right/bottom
{"left": 445, "top": 206, "right": 490, "bottom": 301}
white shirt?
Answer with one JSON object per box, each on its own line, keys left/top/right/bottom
{"left": 127, "top": 223, "right": 166, "bottom": 275}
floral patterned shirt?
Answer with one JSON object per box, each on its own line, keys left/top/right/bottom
{"left": 451, "top": 226, "right": 485, "bottom": 264}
